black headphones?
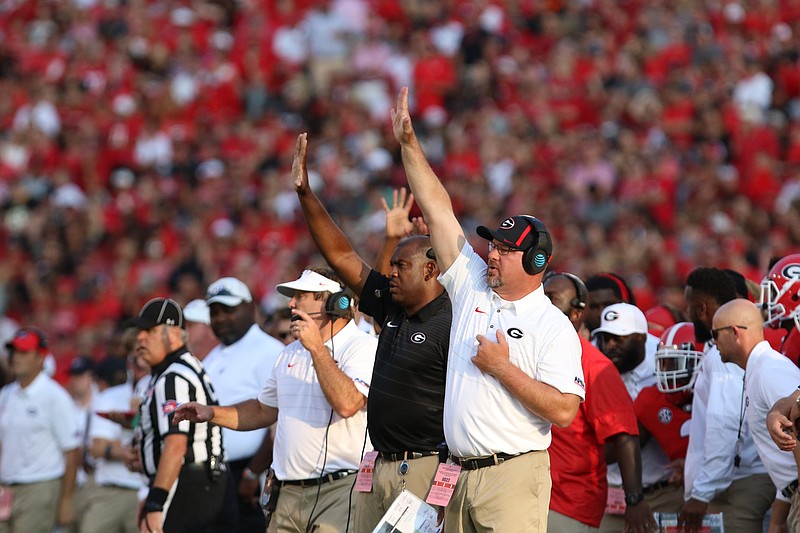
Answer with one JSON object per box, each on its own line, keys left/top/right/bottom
{"left": 519, "top": 215, "right": 553, "bottom": 276}
{"left": 324, "top": 289, "right": 354, "bottom": 318}
{"left": 561, "top": 272, "right": 588, "bottom": 309}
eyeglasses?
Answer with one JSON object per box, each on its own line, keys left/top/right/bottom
{"left": 709, "top": 324, "right": 748, "bottom": 343}
{"left": 488, "top": 242, "right": 518, "bottom": 256}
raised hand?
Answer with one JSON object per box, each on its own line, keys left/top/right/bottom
{"left": 411, "top": 216, "right": 429, "bottom": 236}
{"left": 390, "top": 87, "right": 415, "bottom": 146}
{"left": 381, "top": 187, "right": 415, "bottom": 239}
{"left": 292, "top": 132, "right": 309, "bottom": 193}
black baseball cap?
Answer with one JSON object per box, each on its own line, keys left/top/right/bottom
{"left": 135, "top": 298, "right": 184, "bottom": 330}
{"left": 477, "top": 215, "right": 552, "bottom": 255}
{"left": 69, "top": 355, "right": 94, "bottom": 375}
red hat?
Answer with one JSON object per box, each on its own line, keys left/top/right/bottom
{"left": 6, "top": 328, "right": 48, "bottom": 353}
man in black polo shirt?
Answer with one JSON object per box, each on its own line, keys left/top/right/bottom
{"left": 292, "top": 133, "right": 452, "bottom": 532}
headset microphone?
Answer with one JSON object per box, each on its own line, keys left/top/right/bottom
{"left": 291, "top": 312, "right": 323, "bottom": 322}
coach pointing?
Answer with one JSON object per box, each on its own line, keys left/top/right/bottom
{"left": 392, "top": 87, "right": 585, "bottom": 532}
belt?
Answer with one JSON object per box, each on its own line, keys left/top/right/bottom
{"left": 782, "top": 479, "right": 799, "bottom": 499}
{"left": 643, "top": 480, "right": 670, "bottom": 495}
{"left": 449, "top": 452, "right": 525, "bottom": 471}
{"left": 378, "top": 451, "right": 439, "bottom": 462}
{"left": 281, "top": 469, "right": 356, "bottom": 488}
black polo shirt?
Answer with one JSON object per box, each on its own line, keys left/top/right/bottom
{"left": 359, "top": 270, "right": 451, "bottom": 452}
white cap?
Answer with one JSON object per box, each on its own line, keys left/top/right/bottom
{"left": 276, "top": 270, "right": 342, "bottom": 297}
{"left": 183, "top": 299, "right": 210, "bottom": 325}
{"left": 206, "top": 277, "right": 253, "bottom": 307}
{"left": 592, "top": 303, "right": 648, "bottom": 337}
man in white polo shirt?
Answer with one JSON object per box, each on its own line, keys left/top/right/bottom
{"left": 0, "top": 327, "right": 80, "bottom": 533}
{"left": 714, "top": 298, "right": 800, "bottom": 531}
{"left": 203, "top": 277, "right": 284, "bottom": 532}
{"left": 176, "top": 267, "right": 377, "bottom": 532}
{"left": 392, "top": 87, "right": 584, "bottom": 531}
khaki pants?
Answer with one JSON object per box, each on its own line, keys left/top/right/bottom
{"left": 444, "top": 450, "right": 551, "bottom": 533}
{"left": 598, "top": 483, "right": 684, "bottom": 533}
{"left": 708, "top": 474, "right": 774, "bottom": 532}
{"left": 79, "top": 484, "right": 139, "bottom": 533}
{"left": 0, "top": 479, "right": 61, "bottom": 533}
{"left": 354, "top": 455, "right": 439, "bottom": 533}
{"left": 268, "top": 476, "right": 355, "bottom": 533}
{"left": 547, "top": 510, "right": 598, "bottom": 532}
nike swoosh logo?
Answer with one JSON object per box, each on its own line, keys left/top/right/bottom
{"left": 386, "top": 321, "right": 399, "bottom": 328}
{"left": 474, "top": 307, "right": 487, "bottom": 314}
{"left": 287, "top": 363, "right": 296, "bottom": 368}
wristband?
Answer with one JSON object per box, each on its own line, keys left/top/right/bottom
{"left": 242, "top": 467, "right": 259, "bottom": 481}
{"left": 145, "top": 487, "right": 169, "bottom": 513}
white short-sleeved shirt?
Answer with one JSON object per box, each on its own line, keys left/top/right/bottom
{"left": 89, "top": 383, "right": 146, "bottom": 490}
{"left": 438, "top": 242, "right": 585, "bottom": 457}
{"left": 607, "top": 334, "right": 671, "bottom": 486}
{"left": 258, "top": 320, "right": 376, "bottom": 481}
{"left": 745, "top": 341, "right": 800, "bottom": 501}
{"left": 204, "top": 324, "right": 282, "bottom": 461}
{"left": 0, "top": 372, "right": 81, "bottom": 483}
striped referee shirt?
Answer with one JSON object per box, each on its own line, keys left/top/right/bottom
{"left": 135, "top": 346, "right": 223, "bottom": 479}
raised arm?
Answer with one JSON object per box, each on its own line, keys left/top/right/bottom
{"left": 391, "top": 87, "right": 464, "bottom": 271}
{"left": 375, "top": 188, "right": 415, "bottom": 275}
{"left": 293, "top": 133, "right": 372, "bottom": 296}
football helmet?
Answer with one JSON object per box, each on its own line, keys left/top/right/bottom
{"left": 655, "top": 322, "right": 704, "bottom": 393}
{"left": 760, "top": 254, "right": 800, "bottom": 330}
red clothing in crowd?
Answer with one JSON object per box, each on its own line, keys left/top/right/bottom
{"left": 549, "top": 338, "right": 639, "bottom": 528}
{"left": 633, "top": 386, "right": 691, "bottom": 461}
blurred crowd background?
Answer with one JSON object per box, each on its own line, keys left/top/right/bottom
{"left": 1, "top": 0, "right": 799, "bottom": 376}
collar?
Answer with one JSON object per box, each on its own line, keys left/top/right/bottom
{"left": 745, "top": 340, "right": 773, "bottom": 372}
{"left": 151, "top": 345, "right": 189, "bottom": 376}
{"left": 489, "top": 284, "right": 547, "bottom": 314}
{"left": 220, "top": 323, "right": 260, "bottom": 350}
{"left": 408, "top": 290, "right": 449, "bottom": 322}
{"left": 323, "top": 320, "right": 359, "bottom": 350}
{"left": 17, "top": 371, "right": 48, "bottom": 394}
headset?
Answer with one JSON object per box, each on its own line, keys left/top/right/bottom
{"left": 324, "top": 288, "right": 354, "bottom": 318}
{"left": 561, "top": 272, "right": 588, "bottom": 309}
{"left": 519, "top": 215, "right": 553, "bottom": 276}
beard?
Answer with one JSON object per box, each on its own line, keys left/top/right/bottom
{"left": 485, "top": 269, "right": 503, "bottom": 288}
{"left": 692, "top": 318, "right": 711, "bottom": 343}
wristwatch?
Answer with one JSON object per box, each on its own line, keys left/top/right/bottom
{"left": 625, "top": 492, "right": 645, "bottom": 506}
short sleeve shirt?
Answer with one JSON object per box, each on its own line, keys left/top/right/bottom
{"left": 438, "top": 242, "right": 585, "bottom": 457}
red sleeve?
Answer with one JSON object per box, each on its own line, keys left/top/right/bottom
{"left": 633, "top": 386, "right": 690, "bottom": 460}
{"left": 581, "top": 339, "right": 639, "bottom": 443}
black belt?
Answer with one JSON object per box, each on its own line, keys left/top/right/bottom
{"left": 782, "top": 479, "right": 799, "bottom": 499}
{"left": 378, "top": 451, "right": 439, "bottom": 462}
{"left": 643, "top": 480, "right": 670, "bottom": 495}
{"left": 449, "top": 452, "right": 526, "bottom": 471}
{"left": 281, "top": 469, "right": 356, "bottom": 488}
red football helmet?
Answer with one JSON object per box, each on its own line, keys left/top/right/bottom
{"left": 655, "top": 322, "right": 704, "bottom": 393}
{"left": 760, "top": 254, "right": 800, "bottom": 330}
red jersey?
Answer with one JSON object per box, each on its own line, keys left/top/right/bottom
{"left": 550, "top": 338, "right": 639, "bottom": 528}
{"left": 633, "top": 386, "right": 691, "bottom": 461}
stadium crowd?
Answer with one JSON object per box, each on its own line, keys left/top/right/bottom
{"left": 0, "top": 0, "right": 799, "bottom": 366}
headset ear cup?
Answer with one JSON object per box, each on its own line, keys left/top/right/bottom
{"left": 324, "top": 290, "right": 354, "bottom": 317}
{"left": 523, "top": 247, "right": 548, "bottom": 275}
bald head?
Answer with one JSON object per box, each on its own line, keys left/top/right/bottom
{"left": 712, "top": 298, "right": 764, "bottom": 368}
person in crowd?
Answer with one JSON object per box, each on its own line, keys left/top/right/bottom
{"left": 133, "top": 298, "right": 227, "bottom": 533}
{"left": 81, "top": 356, "right": 144, "bottom": 533}
{"left": 713, "top": 299, "right": 800, "bottom": 531}
{"left": 543, "top": 272, "right": 655, "bottom": 533}
{"left": 174, "top": 267, "right": 377, "bottom": 532}
{"left": 182, "top": 299, "right": 217, "bottom": 361}
{"left": 392, "top": 86, "right": 584, "bottom": 531}
{"left": 680, "top": 268, "right": 773, "bottom": 532}
{"left": 591, "top": 303, "right": 683, "bottom": 531}
{"left": 0, "top": 327, "right": 80, "bottom": 533}
{"left": 66, "top": 355, "right": 97, "bottom": 522}
{"left": 203, "top": 277, "right": 284, "bottom": 532}
{"left": 292, "top": 133, "right": 451, "bottom": 532}
{"left": 263, "top": 308, "right": 294, "bottom": 346}
{"left": 585, "top": 273, "right": 637, "bottom": 333}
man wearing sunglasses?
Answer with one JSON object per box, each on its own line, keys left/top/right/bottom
{"left": 712, "top": 298, "right": 800, "bottom": 531}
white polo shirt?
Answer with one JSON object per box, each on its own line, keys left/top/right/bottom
{"left": 89, "top": 383, "right": 146, "bottom": 490}
{"left": 0, "top": 372, "right": 81, "bottom": 484}
{"left": 608, "top": 334, "right": 672, "bottom": 486}
{"left": 258, "top": 320, "right": 376, "bottom": 481}
{"left": 204, "top": 324, "right": 283, "bottom": 461}
{"left": 438, "top": 242, "right": 585, "bottom": 458}
{"left": 745, "top": 340, "right": 800, "bottom": 501}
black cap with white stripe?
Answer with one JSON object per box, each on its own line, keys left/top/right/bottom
{"left": 135, "top": 298, "right": 185, "bottom": 330}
